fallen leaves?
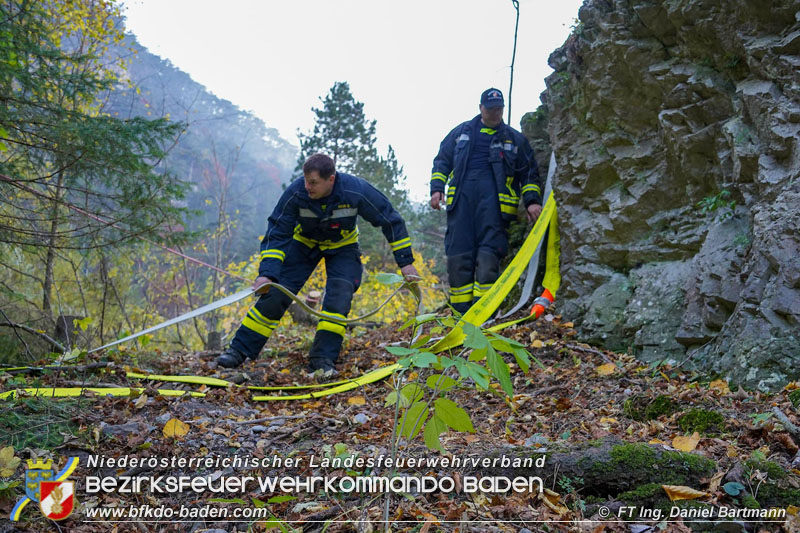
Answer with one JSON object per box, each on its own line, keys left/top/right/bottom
{"left": 540, "top": 488, "right": 569, "bottom": 515}
{"left": 162, "top": 418, "right": 189, "bottom": 438}
{"left": 0, "top": 446, "right": 20, "bottom": 477}
{"left": 709, "top": 379, "right": 730, "bottom": 395}
{"left": 596, "top": 363, "right": 616, "bottom": 376}
{"left": 662, "top": 484, "right": 708, "bottom": 501}
{"left": 672, "top": 432, "right": 701, "bottom": 452}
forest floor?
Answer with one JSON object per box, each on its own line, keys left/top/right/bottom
{"left": 1, "top": 311, "right": 799, "bottom": 533}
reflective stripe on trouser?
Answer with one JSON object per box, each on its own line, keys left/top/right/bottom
{"left": 445, "top": 171, "right": 507, "bottom": 313}
{"left": 309, "top": 274, "right": 360, "bottom": 368}
{"left": 230, "top": 241, "right": 362, "bottom": 362}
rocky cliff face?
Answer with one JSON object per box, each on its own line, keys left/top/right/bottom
{"left": 538, "top": 0, "right": 799, "bottom": 390}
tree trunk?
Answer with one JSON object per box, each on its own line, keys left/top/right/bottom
{"left": 42, "top": 170, "right": 65, "bottom": 320}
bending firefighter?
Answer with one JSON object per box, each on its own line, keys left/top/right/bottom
{"left": 430, "top": 87, "right": 543, "bottom": 313}
{"left": 218, "top": 153, "right": 419, "bottom": 374}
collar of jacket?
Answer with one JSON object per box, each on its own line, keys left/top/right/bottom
{"left": 295, "top": 172, "right": 346, "bottom": 216}
{"left": 468, "top": 114, "right": 510, "bottom": 137}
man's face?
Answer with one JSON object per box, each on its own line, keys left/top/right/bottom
{"left": 304, "top": 170, "right": 336, "bottom": 199}
{"left": 480, "top": 104, "right": 504, "bottom": 128}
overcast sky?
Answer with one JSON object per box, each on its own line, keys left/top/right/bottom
{"left": 122, "top": 0, "right": 583, "bottom": 202}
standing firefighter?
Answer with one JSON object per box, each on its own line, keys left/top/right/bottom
{"left": 218, "top": 153, "right": 419, "bottom": 374}
{"left": 430, "top": 88, "right": 543, "bottom": 313}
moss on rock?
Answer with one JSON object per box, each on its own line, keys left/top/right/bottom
{"left": 745, "top": 458, "right": 786, "bottom": 480}
{"left": 591, "top": 443, "right": 716, "bottom": 488}
{"left": 623, "top": 394, "right": 679, "bottom": 421}
{"left": 617, "top": 482, "right": 664, "bottom": 504}
{"left": 676, "top": 408, "right": 726, "bottom": 434}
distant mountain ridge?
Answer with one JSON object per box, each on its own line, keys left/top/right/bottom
{"left": 105, "top": 30, "right": 297, "bottom": 260}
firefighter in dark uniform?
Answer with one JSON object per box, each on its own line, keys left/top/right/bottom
{"left": 430, "top": 88, "right": 542, "bottom": 314}
{"left": 218, "top": 153, "right": 419, "bottom": 374}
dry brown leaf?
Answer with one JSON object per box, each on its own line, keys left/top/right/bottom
{"left": 774, "top": 433, "right": 799, "bottom": 454}
{"left": 726, "top": 446, "right": 738, "bottom": 458}
{"left": 596, "top": 363, "right": 616, "bottom": 376}
{"left": 662, "top": 484, "right": 708, "bottom": 501}
{"left": 162, "top": 418, "right": 189, "bottom": 438}
{"left": 541, "top": 489, "right": 569, "bottom": 514}
{"left": 347, "top": 396, "right": 366, "bottom": 406}
{"left": 562, "top": 322, "right": 574, "bottom": 328}
{"left": 707, "top": 470, "right": 725, "bottom": 494}
{"left": 787, "top": 505, "right": 798, "bottom": 516}
{"left": 649, "top": 439, "right": 668, "bottom": 445}
{"left": 531, "top": 340, "right": 544, "bottom": 349}
{"left": 672, "top": 432, "right": 701, "bottom": 452}
{"left": 133, "top": 394, "right": 148, "bottom": 409}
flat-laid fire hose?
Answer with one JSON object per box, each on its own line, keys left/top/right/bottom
{"left": 1, "top": 193, "right": 560, "bottom": 402}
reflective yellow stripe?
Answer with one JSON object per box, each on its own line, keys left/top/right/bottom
{"left": 390, "top": 237, "right": 411, "bottom": 251}
{"left": 450, "top": 293, "right": 473, "bottom": 304}
{"left": 320, "top": 228, "right": 359, "bottom": 250}
{"left": 479, "top": 127, "right": 497, "bottom": 135}
{"left": 317, "top": 320, "right": 346, "bottom": 336}
{"left": 242, "top": 315, "right": 274, "bottom": 338}
{"left": 473, "top": 281, "right": 493, "bottom": 297}
{"left": 505, "top": 176, "right": 515, "bottom": 196}
{"left": 522, "top": 184, "right": 541, "bottom": 195}
{"left": 293, "top": 225, "right": 317, "bottom": 248}
{"left": 432, "top": 172, "right": 447, "bottom": 182}
{"left": 260, "top": 249, "right": 285, "bottom": 261}
{"left": 248, "top": 308, "right": 279, "bottom": 328}
{"left": 319, "top": 310, "right": 347, "bottom": 324}
{"left": 501, "top": 204, "right": 518, "bottom": 215}
{"left": 292, "top": 226, "right": 360, "bottom": 250}
{"left": 449, "top": 283, "right": 473, "bottom": 295}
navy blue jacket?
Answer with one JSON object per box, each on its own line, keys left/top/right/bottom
{"left": 431, "top": 115, "right": 542, "bottom": 221}
{"left": 258, "top": 172, "right": 414, "bottom": 282}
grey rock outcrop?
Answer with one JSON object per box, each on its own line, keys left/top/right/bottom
{"left": 540, "top": 0, "right": 799, "bottom": 389}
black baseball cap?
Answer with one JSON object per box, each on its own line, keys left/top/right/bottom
{"left": 480, "top": 88, "right": 504, "bottom": 108}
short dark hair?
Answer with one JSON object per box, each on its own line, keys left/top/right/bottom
{"left": 302, "top": 153, "right": 335, "bottom": 178}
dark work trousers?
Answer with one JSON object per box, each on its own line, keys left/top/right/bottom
{"left": 444, "top": 171, "right": 508, "bottom": 314}
{"left": 229, "top": 240, "right": 362, "bottom": 369}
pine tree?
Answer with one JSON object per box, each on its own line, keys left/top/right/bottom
{"left": 297, "top": 82, "right": 411, "bottom": 267}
